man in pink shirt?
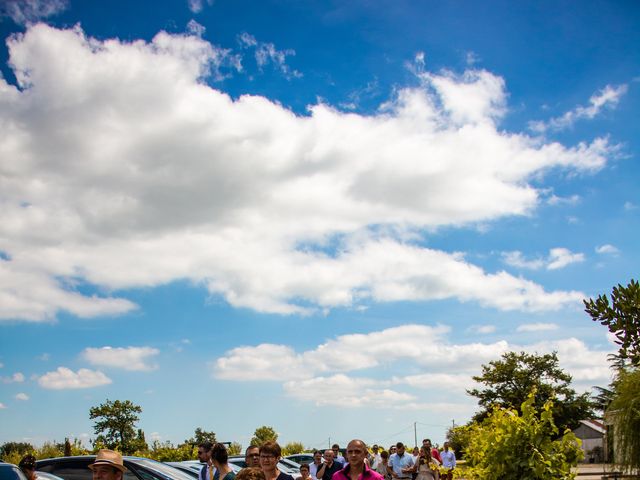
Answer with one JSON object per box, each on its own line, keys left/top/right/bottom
{"left": 332, "top": 440, "right": 384, "bottom": 480}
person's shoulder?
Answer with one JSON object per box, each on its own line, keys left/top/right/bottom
{"left": 278, "top": 473, "right": 295, "bottom": 480}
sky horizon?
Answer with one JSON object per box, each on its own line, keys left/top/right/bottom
{"left": 0, "top": 0, "right": 638, "bottom": 451}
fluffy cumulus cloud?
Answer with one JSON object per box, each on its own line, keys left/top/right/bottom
{"left": 15, "top": 392, "right": 29, "bottom": 400}
{"left": 0, "top": 24, "right": 613, "bottom": 322}
{"left": 81, "top": 346, "right": 160, "bottom": 371}
{"left": 213, "top": 323, "right": 614, "bottom": 409}
{"left": 38, "top": 367, "right": 111, "bottom": 389}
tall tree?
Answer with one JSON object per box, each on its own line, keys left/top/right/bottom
{"left": 608, "top": 368, "right": 640, "bottom": 473}
{"left": 467, "top": 351, "right": 593, "bottom": 432}
{"left": 250, "top": 426, "right": 278, "bottom": 447}
{"left": 584, "top": 279, "right": 640, "bottom": 366}
{"left": 184, "top": 427, "right": 217, "bottom": 446}
{"left": 89, "top": 399, "right": 143, "bottom": 454}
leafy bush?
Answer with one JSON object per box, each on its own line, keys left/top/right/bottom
{"left": 464, "top": 391, "right": 583, "bottom": 480}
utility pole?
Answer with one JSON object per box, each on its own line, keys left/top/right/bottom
{"left": 414, "top": 422, "right": 417, "bottom": 448}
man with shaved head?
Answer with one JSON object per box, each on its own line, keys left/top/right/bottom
{"left": 332, "top": 440, "right": 384, "bottom": 480}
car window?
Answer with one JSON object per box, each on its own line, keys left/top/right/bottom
{"left": 40, "top": 463, "right": 136, "bottom": 480}
{"left": 0, "top": 466, "right": 29, "bottom": 480}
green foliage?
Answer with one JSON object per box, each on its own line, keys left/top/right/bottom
{"left": 1, "top": 442, "right": 34, "bottom": 461}
{"left": 144, "top": 441, "right": 196, "bottom": 462}
{"left": 89, "top": 399, "right": 143, "bottom": 454}
{"left": 468, "top": 351, "right": 594, "bottom": 432}
{"left": 608, "top": 368, "right": 640, "bottom": 472}
{"left": 464, "top": 392, "right": 583, "bottom": 480}
{"left": 282, "top": 442, "right": 305, "bottom": 456}
{"left": 250, "top": 426, "right": 278, "bottom": 447}
{"left": 184, "top": 428, "right": 217, "bottom": 447}
{"left": 228, "top": 442, "right": 242, "bottom": 456}
{"left": 584, "top": 279, "right": 640, "bottom": 366}
{"left": 446, "top": 425, "right": 472, "bottom": 458}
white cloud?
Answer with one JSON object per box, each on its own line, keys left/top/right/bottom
{"left": 547, "top": 247, "right": 584, "bottom": 270}
{"left": 595, "top": 244, "right": 619, "bottom": 255}
{"left": 467, "top": 325, "right": 496, "bottom": 334}
{"left": 187, "top": 0, "right": 213, "bottom": 14}
{"left": 214, "top": 324, "right": 614, "bottom": 409}
{"left": 547, "top": 194, "right": 580, "bottom": 206}
{"left": 2, "top": 372, "right": 25, "bottom": 383}
{"left": 530, "top": 84, "right": 628, "bottom": 133}
{"left": 238, "top": 32, "right": 301, "bottom": 79}
{"left": 503, "top": 248, "right": 584, "bottom": 270}
{"left": 624, "top": 201, "right": 637, "bottom": 211}
{"left": 186, "top": 20, "right": 206, "bottom": 37}
{"left": 38, "top": 367, "right": 112, "bottom": 389}
{"left": 15, "top": 392, "right": 29, "bottom": 401}
{"left": 0, "top": 402, "right": 6, "bottom": 409}
{"left": 516, "top": 322, "right": 559, "bottom": 332}
{"left": 501, "top": 251, "right": 545, "bottom": 270}
{"left": 81, "top": 346, "right": 160, "bottom": 371}
{"left": 0, "top": 0, "right": 68, "bottom": 25}
{"left": 0, "top": 24, "right": 612, "bottom": 322}
{"left": 149, "top": 432, "right": 162, "bottom": 441}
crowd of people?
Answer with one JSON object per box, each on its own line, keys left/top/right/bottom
{"left": 197, "top": 438, "right": 456, "bottom": 480}
{"left": 17, "top": 438, "right": 456, "bottom": 480}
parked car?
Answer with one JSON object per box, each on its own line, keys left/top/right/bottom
{"left": 283, "top": 455, "right": 315, "bottom": 466}
{"left": 0, "top": 463, "right": 28, "bottom": 480}
{"left": 164, "top": 461, "right": 241, "bottom": 479}
{"left": 36, "top": 456, "right": 195, "bottom": 480}
{"left": 227, "top": 457, "right": 299, "bottom": 477}
{"left": 35, "top": 472, "right": 66, "bottom": 480}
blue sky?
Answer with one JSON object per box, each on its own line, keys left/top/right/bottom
{"left": 0, "top": 0, "right": 638, "bottom": 451}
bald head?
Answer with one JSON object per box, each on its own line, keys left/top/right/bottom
{"left": 346, "top": 439, "right": 367, "bottom": 469}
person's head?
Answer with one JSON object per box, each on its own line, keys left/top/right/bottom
{"left": 331, "top": 444, "right": 340, "bottom": 457}
{"left": 89, "top": 450, "right": 126, "bottom": 480}
{"left": 246, "top": 446, "right": 260, "bottom": 468}
{"left": 198, "top": 442, "right": 213, "bottom": 463}
{"left": 299, "top": 464, "right": 310, "bottom": 479}
{"left": 259, "top": 441, "right": 282, "bottom": 472}
{"left": 313, "top": 450, "right": 322, "bottom": 463}
{"left": 422, "top": 439, "right": 431, "bottom": 449}
{"left": 395, "top": 442, "right": 405, "bottom": 456}
{"left": 346, "top": 440, "right": 367, "bottom": 469}
{"left": 372, "top": 445, "right": 379, "bottom": 454}
{"left": 211, "top": 443, "right": 228, "bottom": 467}
{"left": 323, "top": 449, "right": 334, "bottom": 464}
{"left": 389, "top": 445, "right": 396, "bottom": 454}
{"left": 443, "top": 442, "right": 450, "bottom": 451}
{"left": 412, "top": 447, "right": 419, "bottom": 456}
{"left": 19, "top": 455, "right": 37, "bottom": 480}
{"left": 380, "top": 451, "right": 389, "bottom": 462}
{"left": 419, "top": 447, "right": 431, "bottom": 460}
{"left": 235, "top": 467, "right": 265, "bottom": 480}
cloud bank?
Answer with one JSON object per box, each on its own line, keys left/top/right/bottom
{"left": 212, "top": 324, "right": 613, "bottom": 410}
{"left": 0, "top": 24, "right": 613, "bottom": 322}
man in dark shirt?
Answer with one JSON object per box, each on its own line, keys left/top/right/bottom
{"left": 316, "top": 449, "right": 342, "bottom": 480}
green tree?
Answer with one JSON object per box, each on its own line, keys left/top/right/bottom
{"left": 608, "top": 368, "right": 640, "bottom": 472}
{"left": 464, "top": 392, "right": 583, "bottom": 480}
{"left": 184, "top": 427, "right": 217, "bottom": 447}
{"left": 282, "top": 442, "right": 305, "bottom": 456}
{"left": 467, "top": 351, "right": 593, "bottom": 432}
{"left": 446, "top": 425, "right": 471, "bottom": 459}
{"left": 584, "top": 279, "right": 640, "bottom": 366}
{"left": 89, "top": 399, "right": 143, "bottom": 454}
{"left": 1, "top": 441, "right": 34, "bottom": 458}
{"left": 228, "top": 442, "right": 242, "bottom": 455}
{"left": 250, "top": 426, "right": 278, "bottom": 447}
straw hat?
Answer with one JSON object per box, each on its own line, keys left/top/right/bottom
{"left": 88, "top": 450, "right": 127, "bottom": 473}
